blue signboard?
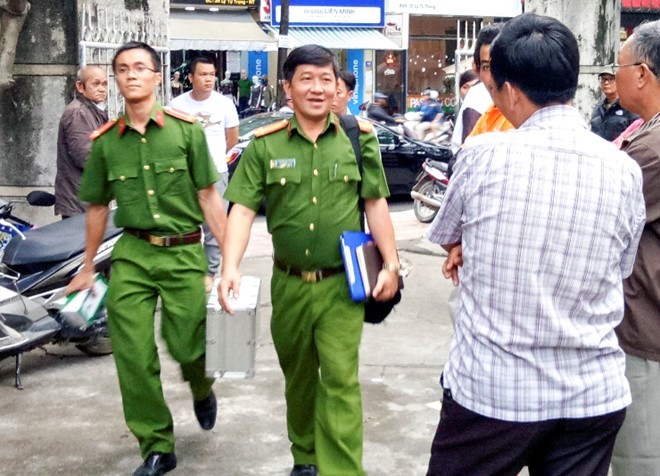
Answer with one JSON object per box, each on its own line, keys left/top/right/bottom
{"left": 346, "top": 50, "right": 364, "bottom": 115}
{"left": 247, "top": 51, "right": 268, "bottom": 82}
{"left": 271, "top": 0, "right": 385, "bottom": 28}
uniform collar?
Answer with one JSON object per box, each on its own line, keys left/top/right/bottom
{"left": 117, "top": 103, "right": 166, "bottom": 136}
{"left": 286, "top": 112, "right": 339, "bottom": 139}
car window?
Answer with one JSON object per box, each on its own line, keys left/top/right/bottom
{"left": 238, "top": 112, "right": 292, "bottom": 141}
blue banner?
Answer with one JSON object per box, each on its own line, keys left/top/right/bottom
{"left": 347, "top": 50, "right": 364, "bottom": 115}
{"left": 247, "top": 51, "right": 268, "bottom": 81}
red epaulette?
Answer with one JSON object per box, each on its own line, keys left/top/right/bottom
{"left": 357, "top": 118, "right": 373, "bottom": 134}
{"left": 254, "top": 119, "right": 289, "bottom": 138}
{"left": 90, "top": 119, "right": 118, "bottom": 140}
{"left": 163, "top": 106, "right": 196, "bottom": 123}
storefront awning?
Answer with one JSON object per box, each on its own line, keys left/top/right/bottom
{"left": 284, "top": 27, "right": 403, "bottom": 51}
{"left": 169, "top": 10, "right": 277, "bottom": 51}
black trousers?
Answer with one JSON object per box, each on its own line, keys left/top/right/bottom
{"left": 427, "top": 385, "right": 626, "bottom": 476}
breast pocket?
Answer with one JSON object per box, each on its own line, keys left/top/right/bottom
{"left": 266, "top": 166, "right": 302, "bottom": 188}
{"left": 328, "top": 162, "right": 361, "bottom": 189}
{"left": 108, "top": 168, "right": 140, "bottom": 205}
{"left": 155, "top": 156, "right": 191, "bottom": 196}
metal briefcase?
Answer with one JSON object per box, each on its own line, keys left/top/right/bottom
{"left": 205, "top": 276, "right": 261, "bottom": 379}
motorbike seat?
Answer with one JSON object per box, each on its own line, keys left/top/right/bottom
{"left": 427, "top": 159, "right": 449, "bottom": 172}
{"left": 1, "top": 211, "right": 122, "bottom": 268}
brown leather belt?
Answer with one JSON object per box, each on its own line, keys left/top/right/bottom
{"left": 273, "top": 257, "right": 344, "bottom": 283}
{"left": 124, "top": 228, "right": 202, "bottom": 247}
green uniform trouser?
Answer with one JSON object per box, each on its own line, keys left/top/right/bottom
{"left": 271, "top": 266, "right": 366, "bottom": 476}
{"left": 106, "top": 234, "right": 215, "bottom": 459}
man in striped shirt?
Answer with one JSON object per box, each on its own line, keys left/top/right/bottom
{"left": 426, "top": 13, "right": 646, "bottom": 476}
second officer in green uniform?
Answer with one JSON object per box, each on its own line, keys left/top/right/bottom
{"left": 220, "top": 45, "right": 400, "bottom": 476}
{"left": 67, "top": 42, "right": 227, "bottom": 476}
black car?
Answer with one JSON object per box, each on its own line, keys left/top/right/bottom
{"left": 227, "top": 111, "right": 452, "bottom": 196}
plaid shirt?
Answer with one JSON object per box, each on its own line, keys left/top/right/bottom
{"left": 428, "top": 105, "right": 646, "bottom": 422}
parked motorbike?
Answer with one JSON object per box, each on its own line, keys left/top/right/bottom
{"left": 410, "top": 159, "right": 450, "bottom": 223}
{"left": 0, "top": 191, "right": 122, "bottom": 389}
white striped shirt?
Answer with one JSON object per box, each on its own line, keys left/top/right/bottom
{"left": 428, "top": 105, "right": 646, "bottom": 421}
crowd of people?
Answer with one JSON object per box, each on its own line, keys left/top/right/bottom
{"left": 50, "top": 12, "right": 659, "bottom": 476}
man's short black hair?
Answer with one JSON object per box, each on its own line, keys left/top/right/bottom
{"left": 474, "top": 23, "right": 505, "bottom": 69}
{"left": 490, "top": 13, "right": 579, "bottom": 106}
{"left": 337, "top": 69, "right": 356, "bottom": 92}
{"left": 282, "top": 45, "right": 339, "bottom": 82}
{"left": 189, "top": 56, "right": 216, "bottom": 75}
{"left": 112, "top": 41, "right": 161, "bottom": 73}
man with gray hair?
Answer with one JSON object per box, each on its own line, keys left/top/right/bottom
{"left": 55, "top": 65, "right": 108, "bottom": 218}
{"left": 611, "top": 19, "right": 660, "bottom": 476}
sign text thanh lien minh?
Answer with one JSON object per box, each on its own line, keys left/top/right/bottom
{"left": 175, "top": 0, "right": 257, "bottom": 5}
{"left": 271, "top": 0, "right": 385, "bottom": 28}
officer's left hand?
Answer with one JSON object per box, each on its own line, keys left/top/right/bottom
{"left": 371, "top": 268, "right": 399, "bottom": 301}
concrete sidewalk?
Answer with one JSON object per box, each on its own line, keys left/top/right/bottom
{"left": 0, "top": 210, "right": 457, "bottom": 475}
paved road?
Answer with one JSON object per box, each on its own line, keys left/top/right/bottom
{"left": 0, "top": 203, "right": 458, "bottom": 475}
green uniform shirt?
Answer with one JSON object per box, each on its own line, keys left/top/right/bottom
{"left": 225, "top": 113, "right": 389, "bottom": 270}
{"left": 79, "top": 104, "right": 219, "bottom": 233}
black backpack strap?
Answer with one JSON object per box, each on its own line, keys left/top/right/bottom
{"left": 338, "top": 114, "right": 365, "bottom": 230}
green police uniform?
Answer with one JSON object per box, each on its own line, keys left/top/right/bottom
{"left": 79, "top": 104, "right": 219, "bottom": 459}
{"left": 225, "top": 113, "right": 389, "bottom": 475}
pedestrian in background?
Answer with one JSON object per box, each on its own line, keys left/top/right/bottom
{"left": 426, "top": 13, "right": 645, "bottom": 476}
{"left": 457, "top": 70, "right": 479, "bottom": 99}
{"left": 55, "top": 65, "right": 108, "bottom": 218}
{"left": 172, "top": 56, "right": 239, "bottom": 292}
{"left": 236, "top": 69, "right": 251, "bottom": 115}
{"left": 332, "top": 69, "right": 356, "bottom": 115}
{"left": 610, "top": 19, "right": 660, "bottom": 476}
{"left": 590, "top": 68, "right": 638, "bottom": 141}
{"left": 66, "top": 41, "right": 227, "bottom": 476}
{"left": 219, "top": 44, "right": 399, "bottom": 476}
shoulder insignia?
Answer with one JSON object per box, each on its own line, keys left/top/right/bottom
{"left": 254, "top": 119, "right": 289, "bottom": 138}
{"left": 90, "top": 119, "right": 118, "bottom": 140}
{"left": 357, "top": 119, "right": 373, "bottom": 134}
{"left": 163, "top": 106, "right": 196, "bottom": 123}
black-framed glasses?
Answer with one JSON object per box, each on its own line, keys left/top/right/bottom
{"left": 599, "top": 76, "right": 615, "bottom": 84}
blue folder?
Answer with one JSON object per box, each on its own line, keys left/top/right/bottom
{"left": 340, "top": 231, "right": 373, "bottom": 302}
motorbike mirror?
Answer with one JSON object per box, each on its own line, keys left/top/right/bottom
{"left": 26, "top": 191, "right": 56, "bottom": 207}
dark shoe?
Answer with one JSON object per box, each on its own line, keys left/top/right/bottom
{"left": 290, "top": 464, "right": 318, "bottom": 476}
{"left": 132, "top": 452, "right": 177, "bottom": 476}
{"left": 194, "top": 390, "right": 217, "bottom": 430}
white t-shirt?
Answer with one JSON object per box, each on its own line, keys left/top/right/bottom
{"left": 450, "top": 81, "right": 492, "bottom": 153}
{"left": 171, "top": 91, "right": 239, "bottom": 173}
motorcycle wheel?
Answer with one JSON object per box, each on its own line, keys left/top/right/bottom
{"left": 76, "top": 331, "right": 112, "bottom": 356}
{"left": 413, "top": 180, "right": 445, "bottom": 223}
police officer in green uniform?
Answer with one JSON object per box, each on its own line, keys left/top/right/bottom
{"left": 219, "top": 45, "right": 400, "bottom": 476}
{"left": 66, "top": 42, "right": 227, "bottom": 476}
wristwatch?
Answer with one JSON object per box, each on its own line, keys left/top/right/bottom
{"left": 382, "top": 262, "right": 401, "bottom": 273}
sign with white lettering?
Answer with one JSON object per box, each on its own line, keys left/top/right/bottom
{"left": 272, "top": 0, "right": 385, "bottom": 27}
{"left": 387, "top": 0, "right": 521, "bottom": 17}
{"left": 347, "top": 50, "right": 364, "bottom": 115}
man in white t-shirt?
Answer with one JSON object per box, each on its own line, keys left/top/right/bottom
{"left": 172, "top": 57, "right": 239, "bottom": 290}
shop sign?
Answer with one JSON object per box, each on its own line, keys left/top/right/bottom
{"left": 174, "top": 0, "right": 257, "bottom": 6}
{"left": 260, "top": 0, "right": 272, "bottom": 23}
{"left": 347, "top": 50, "right": 365, "bottom": 115}
{"left": 382, "top": 13, "right": 408, "bottom": 50}
{"left": 248, "top": 51, "right": 268, "bottom": 82}
{"left": 272, "top": 0, "right": 385, "bottom": 27}
{"left": 387, "top": 0, "right": 522, "bottom": 17}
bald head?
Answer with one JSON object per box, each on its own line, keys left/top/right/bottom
{"left": 76, "top": 66, "right": 107, "bottom": 104}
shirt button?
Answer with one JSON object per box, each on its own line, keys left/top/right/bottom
{"left": 119, "top": 175, "right": 126, "bottom": 181}
{"left": 280, "top": 177, "right": 286, "bottom": 186}
{"left": 309, "top": 223, "right": 315, "bottom": 231}
{"left": 343, "top": 175, "right": 349, "bottom": 183}
{"left": 147, "top": 190, "right": 155, "bottom": 196}
{"left": 305, "top": 249, "right": 310, "bottom": 256}
{"left": 314, "top": 144, "right": 318, "bottom": 149}
{"left": 141, "top": 138, "right": 147, "bottom": 144}
{"left": 313, "top": 169, "right": 319, "bottom": 176}
{"left": 144, "top": 165, "right": 150, "bottom": 170}
{"left": 169, "top": 167, "right": 175, "bottom": 173}
{"left": 312, "top": 196, "right": 317, "bottom": 205}
{"left": 153, "top": 214, "right": 160, "bottom": 219}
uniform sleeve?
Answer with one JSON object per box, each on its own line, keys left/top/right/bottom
{"left": 187, "top": 121, "right": 220, "bottom": 190}
{"left": 224, "top": 138, "right": 266, "bottom": 212}
{"left": 359, "top": 128, "right": 390, "bottom": 200}
{"left": 78, "top": 139, "right": 112, "bottom": 205}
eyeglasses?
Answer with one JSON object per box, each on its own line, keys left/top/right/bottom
{"left": 115, "top": 65, "right": 159, "bottom": 76}
{"left": 599, "top": 76, "right": 615, "bottom": 84}
{"left": 612, "top": 62, "right": 643, "bottom": 74}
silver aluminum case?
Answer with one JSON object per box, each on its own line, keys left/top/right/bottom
{"left": 205, "top": 276, "right": 261, "bottom": 379}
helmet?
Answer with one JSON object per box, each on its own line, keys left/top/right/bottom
{"left": 428, "top": 89, "right": 439, "bottom": 100}
{"left": 374, "top": 92, "right": 388, "bottom": 100}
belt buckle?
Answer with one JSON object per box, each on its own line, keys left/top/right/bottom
{"left": 300, "top": 270, "right": 318, "bottom": 282}
{"left": 148, "top": 235, "right": 166, "bottom": 247}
